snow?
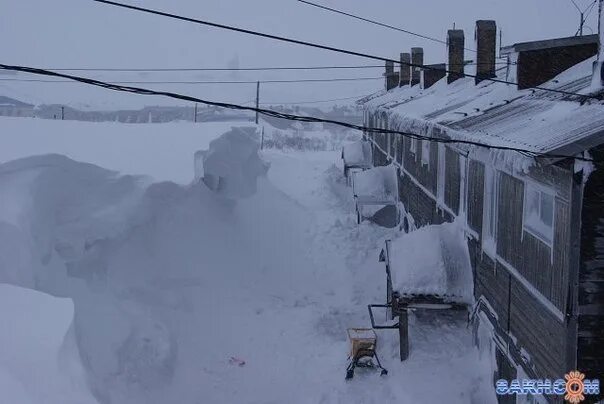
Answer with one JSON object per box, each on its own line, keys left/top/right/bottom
{"left": 0, "top": 118, "right": 495, "bottom": 403}
{"left": 387, "top": 220, "right": 474, "bottom": 302}
{"left": 0, "top": 284, "right": 96, "bottom": 404}
{"left": 364, "top": 56, "right": 604, "bottom": 160}
{"left": 352, "top": 165, "right": 398, "bottom": 202}
{"left": 196, "top": 126, "right": 269, "bottom": 199}
{"left": 0, "top": 117, "right": 253, "bottom": 184}
{"left": 342, "top": 140, "right": 372, "bottom": 167}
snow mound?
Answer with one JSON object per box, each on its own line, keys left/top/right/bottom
{"left": 0, "top": 154, "right": 146, "bottom": 291}
{"left": 389, "top": 221, "right": 473, "bottom": 302}
{"left": 0, "top": 284, "right": 96, "bottom": 403}
{"left": 194, "top": 126, "right": 268, "bottom": 199}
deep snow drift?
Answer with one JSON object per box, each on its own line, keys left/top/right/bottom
{"left": 0, "top": 284, "right": 96, "bottom": 404}
{"left": 0, "top": 119, "right": 496, "bottom": 403}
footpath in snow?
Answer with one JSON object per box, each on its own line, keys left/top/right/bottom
{"left": 0, "top": 118, "right": 496, "bottom": 403}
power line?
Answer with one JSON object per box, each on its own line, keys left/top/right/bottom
{"left": 90, "top": 0, "right": 601, "bottom": 100}
{"left": 297, "top": 0, "right": 476, "bottom": 52}
{"left": 0, "top": 77, "right": 383, "bottom": 84}
{"left": 0, "top": 63, "right": 597, "bottom": 163}
{"left": 38, "top": 65, "right": 385, "bottom": 72}
{"left": 27, "top": 62, "right": 512, "bottom": 73}
{"left": 260, "top": 94, "right": 366, "bottom": 105}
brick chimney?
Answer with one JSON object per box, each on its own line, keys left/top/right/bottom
{"left": 475, "top": 20, "right": 497, "bottom": 84}
{"left": 385, "top": 61, "right": 395, "bottom": 90}
{"left": 399, "top": 52, "right": 411, "bottom": 86}
{"left": 591, "top": 0, "right": 604, "bottom": 91}
{"left": 447, "top": 29, "right": 465, "bottom": 83}
{"left": 411, "top": 47, "right": 424, "bottom": 86}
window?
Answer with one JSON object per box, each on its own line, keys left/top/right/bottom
{"left": 482, "top": 167, "right": 498, "bottom": 256}
{"left": 409, "top": 137, "right": 417, "bottom": 157}
{"left": 523, "top": 183, "right": 554, "bottom": 245}
{"left": 421, "top": 140, "right": 431, "bottom": 167}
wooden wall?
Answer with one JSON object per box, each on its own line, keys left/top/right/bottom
{"left": 364, "top": 110, "right": 582, "bottom": 391}
{"left": 578, "top": 146, "right": 604, "bottom": 394}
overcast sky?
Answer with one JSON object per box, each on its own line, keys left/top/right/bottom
{"left": 0, "top": 0, "right": 599, "bottom": 109}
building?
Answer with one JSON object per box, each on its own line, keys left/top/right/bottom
{"left": 0, "top": 96, "right": 34, "bottom": 118}
{"left": 361, "top": 20, "right": 603, "bottom": 403}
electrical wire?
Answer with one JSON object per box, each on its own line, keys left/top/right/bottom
{"left": 90, "top": 0, "right": 602, "bottom": 100}
{"left": 296, "top": 0, "right": 476, "bottom": 52}
{"left": 260, "top": 94, "right": 367, "bottom": 105}
{"left": 38, "top": 65, "right": 385, "bottom": 72}
{"left": 0, "top": 63, "right": 597, "bottom": 163}
{"left": 30, "top": 62, "right": 512, "bottom": 72}
{"left": 0, "top": 77, "right": 382, "bottom": 84}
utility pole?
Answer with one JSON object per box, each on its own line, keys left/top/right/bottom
{"left": 194, "top": 103, "right": 198, "bottom": 123}
{"left": 255, "top": 81, "right": 260, "bottom": 124}
{"left": 580, "top": 11, "right": 585, "bottom": 36}
{"left": 61, "top": 106, "right": 64, "bottom": 121}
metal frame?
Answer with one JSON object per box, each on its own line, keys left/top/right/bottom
{"left": 368, "top": 239, "right": 469, "bottom": 361}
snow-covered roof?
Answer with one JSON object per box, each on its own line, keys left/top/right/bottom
{"left": 0, "top": 96, "right": 34, "bottom": 108}
{"left": 363, "top": 56, "right": 604, "bottom": 158}
{"left": 500, "top": 34, "right": 598, "bottom": 55}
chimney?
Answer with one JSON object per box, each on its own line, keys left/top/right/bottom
{"left": 447, "top": 29, "right": 465, "bottom": 83}
{"left": 385, "top": 61, "right": 395, "bottom": 90}
{"left": 475, "top": 20, "right": 497, "bottom": 84}
{"left": 399, "top": 52, "right": 411, "bottom": 86}
{"left": 411, "top": 47, "right": 424, "bottom": 86}
{"left": 591, "top": 0, "right": 604, "bottom": 91}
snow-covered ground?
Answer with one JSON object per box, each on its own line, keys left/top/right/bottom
{"left": 0, "top": 117, "right": 496, "bottom": 403}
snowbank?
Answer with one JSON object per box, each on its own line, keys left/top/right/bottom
{"left": 388, "top": 221, "right": 473, "bottom": 302}
{"left": 0, "top": 284, "right": 96, "bottom": 404}
{"left": 194, "top": 126, "right": 268, "bottom": 199}
{"left": 0, "top": 154, "right": 145, "bottom": 291}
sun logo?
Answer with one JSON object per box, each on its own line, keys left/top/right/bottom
{"left": 565, "top": 371, "right": 586, "bottom": 403}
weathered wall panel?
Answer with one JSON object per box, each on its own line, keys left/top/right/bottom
{"left": 444, "top": 147, "right": 460, "bottom": 214}
{"left": 509, "top": 276, "right": 567, "bottom": 381}
{"left": 467, "top": 160, "right": 485, "bottom": 235}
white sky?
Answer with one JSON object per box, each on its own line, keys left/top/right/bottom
{"left": 0, "top": 0, "right": 599, "bottom": 109}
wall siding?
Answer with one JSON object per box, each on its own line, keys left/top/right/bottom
{"left": 578, "top": 148, "right": 604, "bottom": 391}
{"left": 444, "top": 147, "right": 460, "bottom": 214}
{"left": 509, "top": 276, "right": 567, "bottom": 381}
{"left": 364, "top": 110, "right": 579, "bottom": 396}
{"left": 467, "top": 160, "right": 485, "bottom": 235}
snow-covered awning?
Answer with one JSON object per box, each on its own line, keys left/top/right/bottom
{"left": 352, "top": 165, "right": 398, "bottom": 204}
{"left": 386, "top": 221, "right": 473, "bottom": 303}
{"left": 342, "top": 141, "right": 372, "bottom": 169}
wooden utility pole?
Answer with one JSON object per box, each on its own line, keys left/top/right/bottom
{"left": 255, "top": 81, "right": 260, "bottom": 124}
{"left": 61, "top": 106, "right": 65, "bottom": 120}
{"left": 194, "top": 103, "right": 198, "bottom": 123}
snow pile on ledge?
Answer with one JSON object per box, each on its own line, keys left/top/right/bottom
{"left": 353, "top": 165, "right": 398, "bottom": 201}
{"left": 342, "top": 140, "right": 372, "bottom": 167}
{"left": 194, "top": 126, "right": 268, "bottom": 199}
{"left": 389, "top": 221, "right": 473, "bottom": 302}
